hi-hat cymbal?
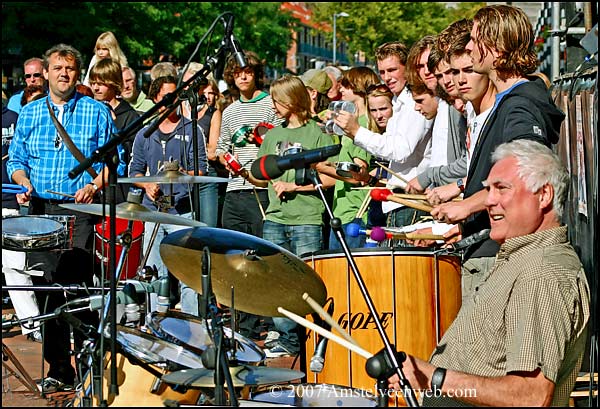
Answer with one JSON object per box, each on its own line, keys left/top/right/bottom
{"left": 118, "top": 170, "right": 230, "bottom": 185}
{"left": 60, "top": 202, "right": 205, "bottom": 227}
{"left": 159, "top": 227, "right": 327, "bottom": 317}
{"left": 162, "top": 366, "right": 305, "bottom": 388}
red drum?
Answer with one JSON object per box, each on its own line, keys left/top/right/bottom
{"left": 303, "top": 247, "right": 461, "bottom": 405}
{"left": 94, "top": 217, "right": 144, "bottom": 280}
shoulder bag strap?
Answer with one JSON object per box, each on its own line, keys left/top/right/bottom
{"left": 46, "top": 98, "right": 98, "bottom": 179}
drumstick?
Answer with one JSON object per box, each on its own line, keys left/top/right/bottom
{"left": 370, "top": 189, "right": 433, "bottom": 213}
{"left": 277, "top": 306, "right": 372, "bottom": 360}
{"left": 45, "top": 189, "right": 76, "bottom": 198}
{"left": 2, "top": 154, "right": 8, "bottom": 161}
{"left": 355, "top": 193, "right": 371, "bottom": 220}
{"left": 302, "top": 293, "right": 358, "bottom": 346}
{"left": 375, "top": 161, "right": 409, "bottom": 185}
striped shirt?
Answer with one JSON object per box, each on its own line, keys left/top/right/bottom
{"left": 7, "top": 93, "right": 124, "bottom": 200}
{"left": 426, "top": 226, "right": 590, "bottom": 406}
{"left": 216, "top": 91, "right": 282, "bottom": 192}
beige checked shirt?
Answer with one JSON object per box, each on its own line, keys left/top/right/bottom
{"left": 426, "top": 226, "right": 590, "bottom": 406}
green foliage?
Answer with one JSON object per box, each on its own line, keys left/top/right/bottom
{"left": 2, "top": 2, "right": 295, "bottom": 71}
{"left": 2, "top": 2, "right": 485, "bottom": 73}
{"left": 309, "top": 2, "right": 485, "bottom": 64}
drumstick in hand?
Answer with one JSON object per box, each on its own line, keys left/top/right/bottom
{"left": 370, "top": 188, "right": 433, "bottom": 213}
{"left": 375, "top": 161, "right": 409, "bottom": 185}
{"left": 278, "top": 306, "right": 372, "bottom": 359}
{"left": 45, "top": 190, "right": 76, "bottom": 199}
{"left": 302, "top": 293, "right": 358, "bottom": 346}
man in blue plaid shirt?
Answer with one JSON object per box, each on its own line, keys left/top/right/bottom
{"left": 7, "top": 43, "right": 124, "bottom": 394}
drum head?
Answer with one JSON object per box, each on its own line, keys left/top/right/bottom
{"left": 147, "top": 311, "right": 265, "bottom": 363}
{"left": 116, "top": 325, "right": 204, "bottom": 369}
{"left": 252, "top": 383, "right": 377, "bottom": 407}
{"left": 2, "top": 216, "right": 65, "bottom": 251}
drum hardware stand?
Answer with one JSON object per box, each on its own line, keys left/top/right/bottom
{"left": 199, "top": 246, "right": 239, "bottom": 406}
{"left": 303, "top": 167, "right": 419, "bottom": 407}
{"left": 68, "top": 12, "right": 242, "bottom": 406}
{"left": 2, "top": 341, "right": 42, "bottom": 398}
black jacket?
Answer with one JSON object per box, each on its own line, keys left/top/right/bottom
{"left": 463, "top": 76, "right": 565, "bottom": 260}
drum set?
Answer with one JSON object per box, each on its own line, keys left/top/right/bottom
{"left": 2, "top": 163, "right": 463, "bottom": 407}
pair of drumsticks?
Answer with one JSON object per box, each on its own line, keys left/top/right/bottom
{"left": 278, "top": 293, "right": 372, "bottom": 360}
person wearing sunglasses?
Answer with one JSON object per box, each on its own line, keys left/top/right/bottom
{"left": 7, "top": 57, "right": 46, "bottom": 114}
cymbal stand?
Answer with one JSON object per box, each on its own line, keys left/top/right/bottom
{"left": 303, "top": 167, "right": 419, "bottom": 407}
{"left": 200, "top": 246, "right": 238, "bottom": 406}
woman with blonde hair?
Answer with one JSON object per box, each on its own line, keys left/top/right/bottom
{"left": 83, "top": 31, "right": 128, "bottom": 86}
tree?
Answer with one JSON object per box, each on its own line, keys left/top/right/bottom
{"left": 308, "top": 2, "right": 484, "bottom": 64}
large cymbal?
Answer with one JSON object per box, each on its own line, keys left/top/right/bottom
{"left": 118, "top": 170, "right": 230, "bottom": 185}
{"left": 161, "top": 366, "right": 304, "bottom": 388}
{"left": 160, "top": 227, "right": 327, "bottom": 317}
{"left": 60, "top": 202, "right": 205, "bottom": 227}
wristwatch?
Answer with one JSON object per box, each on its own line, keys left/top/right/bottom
{"left": 430, "top": 367, "right": 447, "bottom": 391}
{"left": 456, "top": 178, "right": 465, "bottom": 193}
{"left": 87, "top": 183, "right": 99, "bottom": 193}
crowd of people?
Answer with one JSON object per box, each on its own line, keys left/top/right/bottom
{"left": 1, "top": 4, "right": 591, "bottom": 406}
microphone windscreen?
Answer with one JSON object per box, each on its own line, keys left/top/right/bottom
{"left": 370, "top": 226, "right": 388, "bottom": 242}
{"left": 346, "top": 223, "right": 361, "bottom": 237}
{"left": 370, "top": 188, "right": 392, "bottom": 202}
{"left": 250, "top": 154, "right": 282, "bottom": 180}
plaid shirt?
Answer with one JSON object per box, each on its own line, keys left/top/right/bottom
{"left": 427, "top": 226, "right": 590, "bottom": 406}
{"left": 7, "top": 93, "right": 124, "bottom": 200}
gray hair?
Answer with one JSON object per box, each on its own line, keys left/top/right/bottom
{"left": 44, "top": 44, "right": 83, "bottom": 72}
{"left": 122, "top": 65, "right": 137, "bottom": 80}
{"left": 324, "top": 65, "right": 343, "bottom": 81}
{"left": 491, "top": 139, "right": 568, "bottom": 219}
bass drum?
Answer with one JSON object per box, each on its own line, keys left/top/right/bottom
{"left": 302, "top": 247, "right": 461, "bottom": 405}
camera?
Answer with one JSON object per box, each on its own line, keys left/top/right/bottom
{"left": 325, "top": 101, "right": 356, "bottom": 136}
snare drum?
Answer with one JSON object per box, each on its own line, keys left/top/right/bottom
{"left": 147, "top": 311, "right": 265, "bottom": 364}
{"left": 251, "top": 383, "right": 377, "bottom": 407}
{"left": 94, "top": 217, "right": 144, "bottom": 280}
{"left": 2, "top": 215, "right": 74, "bottom": 251}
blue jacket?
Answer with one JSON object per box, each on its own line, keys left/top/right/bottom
{"left": 129, "top": 117, "right": 207, "bottom": 214}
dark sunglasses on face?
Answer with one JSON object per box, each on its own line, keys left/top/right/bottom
{"left": 25, "top": 73, "right": 43, "bottom": 79}
{"left": 366, "top": 82, "right": 391, "bottom": 94}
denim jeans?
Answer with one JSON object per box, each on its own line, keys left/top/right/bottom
{"left": 197, "top": 167, "right": 219, "bottom": 228}
{"left": 328, "top": 218, "right": 366, "bottom": 250}
{"left": 263, "top": 220, "right": 323, "bottom": 352}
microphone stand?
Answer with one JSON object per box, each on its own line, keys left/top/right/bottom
{"left": 200, "top": 247, "right": 238, "bottom": 406}
{"left": 68, "top": 26, "right": 232, "bottom": 404}
{"left": 301, "top": 167, "right": 419, "bottom": 407}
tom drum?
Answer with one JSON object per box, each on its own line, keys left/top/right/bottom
{"left": 94, "top": 216, "right": 144, "bottom": 280}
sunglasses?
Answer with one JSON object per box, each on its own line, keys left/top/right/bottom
{"left": 366, "top": 83, "right": 391, "bottom": 94}
{"left": 25, "top": 73, "right": 43, "bottom": 79}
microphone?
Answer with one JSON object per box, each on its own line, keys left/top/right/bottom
{"left": 200, "top": 247, "right": 212, "bottom": 319}
{"left": 156, "top": 275, "right": 170, "bottom": 313}
{"left": 225, "top": 13, "right": 247, "bottom": 69}
{"left": 449, "top": 229, "right": 491, "bottom": 252}
{"left": 251, "top": 144, "right": 342, "bottom": 180}
{"left": 309, "top": 300, "right": 334, "bottom": 373}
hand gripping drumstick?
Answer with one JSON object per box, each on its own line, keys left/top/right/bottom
{"left": 302, "top": 293, "right": 358, "bottom": 346}
{"left": 278, "top": 306, "right": 372, "bottom": 360}
{"left": 370, "top": 188, "right": 433, "bottom": 213}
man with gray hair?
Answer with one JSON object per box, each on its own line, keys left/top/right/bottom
{"left": 121, "top": 65, "right": 154, "bottom": 114}
{"left": 388, "top": 139, "right": 590, "bottom": 406}
{"left": 323, "top": 65, "right": 343, "bottom": 101}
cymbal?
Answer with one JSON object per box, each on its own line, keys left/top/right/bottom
{"left": 118, "top": 170, "right": 230, "bottom": 185}
{"left": 159, "top": 227, "right": 327, "bottom": 317}
{"left": 60, "top": 202, "right": 205, "bottom": 227}
{"left": 161, "top": 365, "right": 305, "bottom": 388}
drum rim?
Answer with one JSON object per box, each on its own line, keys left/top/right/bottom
{"left": 147, "top": 311, "right": 266, "bottom": 362}
{"left": 116, "top": 324, "right": 204, "bottom": 367}
{"left": 2, "top": 216, "right": 64, "bottom": 237}
{"left": 301, "top": 246, "right": 449, "bottom": 260}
